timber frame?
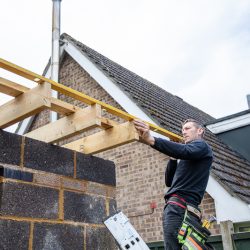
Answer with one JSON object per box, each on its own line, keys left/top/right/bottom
{"left": 0, "top": 58, "right": 182, "bottom": 154}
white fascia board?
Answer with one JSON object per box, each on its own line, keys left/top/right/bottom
{"left": 16, "top": 66, "right": 52, "bottom": 135}
{"left": 206, "top": 175, "right": 250, "bottom": 223}
{"left": 63, "top": 40, "right": 167, "bottom": 140}
{"left": 207, "top": 113, "right": 250, "bottom": 134}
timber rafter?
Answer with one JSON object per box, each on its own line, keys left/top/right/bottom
{"left": 0, "top": 58, "right": 182, "bottom": 154}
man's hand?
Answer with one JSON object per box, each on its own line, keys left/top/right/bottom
{"left": 133, "top": 120, "right": 155, "bottom": 145}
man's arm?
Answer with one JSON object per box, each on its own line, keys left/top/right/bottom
{"left": 152, "top": 137, "right": 208, "bottom": 160}
{"left": 133, "top": 120, "right": 208, "bottom": 160}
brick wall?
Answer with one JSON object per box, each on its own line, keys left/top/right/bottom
{"left": 29, "top": 108, "right": 50, "bottom": 131}
{"left": 29, "top": 53, "right": 220, "bottom": 243}
{"left": 200, "top": 193, "right": 220, "bottom": 234}
{"left": 0, "top": 129, "right": 116, "bottom": 250}
{"left": 98, "top": 142, "right": 168, "bottom": 242}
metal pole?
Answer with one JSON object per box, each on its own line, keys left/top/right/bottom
{"left": 51, "top": 0, "right": 62, "bottom": 122}
{"left": 247, "top": 94, "right": 250, "bottom": 109}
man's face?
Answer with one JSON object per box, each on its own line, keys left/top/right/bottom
{"left": 182, "top": 122, "right": 203, "bottom": 143}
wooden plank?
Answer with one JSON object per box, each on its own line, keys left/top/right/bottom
{"left": 0, "top": 58, "right": 182, "bottom": 141}
{"left": 50, "top": 82, "right": 182, "bottom": 141}
{"left": 220, "top": 220, "right": 234, "bottom": 250}
{"left": 0, "top": 82, "right": 51, "bottom": 128}
{"left": 50, "top": 97, "right": 80, "bottom": 115}
{"left": 63, "top": 121, "right": 139, "bottom": 154}
{"left": 0, "top": 77, "right": 29, "bottom": 97}
{"left": 0, "top": 77, "right": 78, "bottom": 116}
{"left": 100, "top": 117, "right": 118, "bottom": 129}
{"left": 0, "top": 58, "right": 44, "bottom": 84}
{"left": 0, "top": 59, "right": 131, "bottom": 119}
{"left": 24, "top": 104, "right": 102, "bottom": 143}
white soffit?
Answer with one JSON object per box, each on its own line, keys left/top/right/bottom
{"left": 207, "top": 175, "right": 250, "bottom": 223}
{"left": 63, "top": 40, "right": 167, "bottom": 139}
{"left": 207, "top": 113, "right": 250, "bottom": 134}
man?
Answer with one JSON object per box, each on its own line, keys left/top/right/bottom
{"left": 133, "top": 119, "right": 213, "bottom": 249}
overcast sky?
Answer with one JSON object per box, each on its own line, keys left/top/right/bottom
{"left": 1, "top": 0, "right": 250, "bottom": 132}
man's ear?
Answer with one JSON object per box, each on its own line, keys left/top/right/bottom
{"left": 198, "top": 127, "right": 204, "bottom": 137}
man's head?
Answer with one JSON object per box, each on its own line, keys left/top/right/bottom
{"left": 182, "top": 119, "right": 205, "bottom": 143}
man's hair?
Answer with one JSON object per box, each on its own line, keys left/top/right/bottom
{"left": 182, "top": 118, "right": 205, "bottom": 137}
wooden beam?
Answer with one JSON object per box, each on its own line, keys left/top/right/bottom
{"left": 100, "top": 117, "right": 118, "bottom": 129}
{"left": 0, "top": 59, "right": 131, "bottom": 119}
{"left": 52, "top": 82, "right": 182, "bottom": 140}
{"left": 0, "top": 82, "right": 51, "bottom": 128}
{"left": 0, "top": 58, "right": 182, "bottom": 141}
{"left": 24, "top": 104, "right": 102, "bottom": 143}
{"left": 63, "top": 121, "right": 139, "bottom": 154}
{"left": 0, "top": 77, "right": 29, "bottom": 97}
{"left": 0, "top": 58, "right": 44, "bottom": 84}
{"left": 50, "top": 97, "right": 80, "bottom": 116}
{"left": 0, "top": 77, "right": 78, "bottom": 116}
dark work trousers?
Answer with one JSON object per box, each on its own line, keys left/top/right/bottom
{"left": 163, "top": 203, "right": 185, "bottom": 250}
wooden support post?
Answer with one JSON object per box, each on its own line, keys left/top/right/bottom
{"left": 24, "top": 104, "right": 102, "bottom": 143}
{"left": 0, "top": 82, "right": 51, "bottom": 128}
{"left": 63, "top": 121, "right": 139, "bottom": 154}
{"left": 220, "top": 220, "right": 234, "bottom": 250}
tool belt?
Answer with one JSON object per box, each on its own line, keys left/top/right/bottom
{"left": 166, "top": 195, "right": 213, "bottom": 250}
{"left": 166, "top": 195, "right": 202, "bottom": 219}
{"left": 178, "top": 209, "right": 214, "bottom": 250}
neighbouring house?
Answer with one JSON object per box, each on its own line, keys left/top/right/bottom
{"left": 17, "top": 33, "right": 250, "bottom": 247}
{"left": 207, "top": 109, "right": 250, "bottom": 163}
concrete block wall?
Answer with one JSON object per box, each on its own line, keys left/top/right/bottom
{"left": 0, "top": 129, "right": 117, "bottom": 250}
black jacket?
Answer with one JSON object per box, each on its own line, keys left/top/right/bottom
{"left": 152, "top": 138, "right": 213, "bottom": 207}
{"left": 165, "top": 159, "right": 177, "bottom": 187}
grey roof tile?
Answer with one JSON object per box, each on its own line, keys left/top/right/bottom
{"left": 61, "top": 33, "right": 250, "bottom": 204}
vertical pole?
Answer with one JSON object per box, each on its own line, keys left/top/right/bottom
{"left": 247, "top": 94, "right": 250, "bottom": 109}
{"left": 220, "top": 220, "right": 234, "bottom": 250}
{"left": 51, "top": 0, "right": 62, "bottom": 122}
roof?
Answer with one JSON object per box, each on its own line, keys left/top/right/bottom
{"left": 61, "top": 33, "right": 250, "bottom": 204}
{"left": 206, "top": 109, "right": 250, "bottom": 126}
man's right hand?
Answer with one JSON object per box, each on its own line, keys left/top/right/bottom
{"left": 133, "top": 120, "right": 155, "bottom": 146}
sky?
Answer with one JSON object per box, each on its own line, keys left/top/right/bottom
{"left": 1, "top": 0, "right": 250, "bottom": 132}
